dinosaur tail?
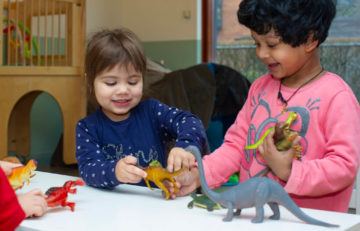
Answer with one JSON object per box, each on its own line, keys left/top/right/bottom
{"left": 271, "top": 182, "right": 339, "bottom": 227}
{"left": 186, "top": 146, "right": 222, "bottom": 203}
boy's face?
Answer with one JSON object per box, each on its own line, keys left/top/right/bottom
{"left": 94, "top": 63, "right": 143, "bottom": 121}
{"left": 251, "top": 29, "right": 312, "bottom": 81}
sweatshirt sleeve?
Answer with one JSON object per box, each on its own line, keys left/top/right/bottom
{"left": 151, "top": 99, "right": 208, "bottom": 154}
{"left": 0, "top": 168, "right": 26, "bottom": 231}
{"left": 201, "top": 97, "right": 251, "bottom": 188}
{"left": 285, "top": 90, "right": 360, "bottom": 196}
{"left": 76, "top": 120, "right": 120, "bottom": 189}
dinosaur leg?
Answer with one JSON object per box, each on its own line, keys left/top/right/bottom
{"left": 234, "top": 209, "right": 241, "bottom": 216}
{"left": 223, "top": 202, "right": 234, "bottom": 222}
{"left": 144, "top": 179, "right": 154, "bottom": 190}
{"left": 187, "top": 201, "right": 194, "bottom": 209}
{"left": 62, "top": 201, "right": 75, "bottom": 212}
{"left": 154, "top": 180, "right": 170, "bottom": 199}
{"left": 268, "top": 202, "right": 280, "bottom": 220}
{"left": 167, "top": 177, "right": 179, "bottom": 194}
{"left": 252, "top": 206, "right": 265, "bottom": 223}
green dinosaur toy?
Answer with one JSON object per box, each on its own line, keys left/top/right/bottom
{"left": 188, "top": 193, "right": 223, "bottom": 211}
{"left": 245, "top": 112, "right": 302, "bottom": 176}
{"left": 187, "top": 187, "right": 229, "bottom": 211}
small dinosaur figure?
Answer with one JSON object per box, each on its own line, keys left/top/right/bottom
{"left": 246, "top": 112, "right": 302, "bottom": 175}
{"left": 141, "top": 162, "right": 183, "bottom": 200}
{"left": 45, "top": 179, "right": 85, "bottom": 211}
{"left": 188, "top": 193, "right": 223, "bottom": 211}
{"left": 7, "top": 159, "right": 37, "bottom": 190}
{"left": 186, "top": 145, "right": 339, "bottom": 227}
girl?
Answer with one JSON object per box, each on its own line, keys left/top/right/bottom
{"left": 171, "top": 0, "right": 360, "bottom": 213}
{"left": 76, "top": 28, "right": 207, "bottom": 189}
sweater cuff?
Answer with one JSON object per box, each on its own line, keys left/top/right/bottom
{"left": 284, "top": 159, "right": 302, "bottom": 193}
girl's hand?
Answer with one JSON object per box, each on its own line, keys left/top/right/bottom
{"left": 17, "top": 189, "right": 47, "bottom": 217}
{"left": 258, "top": 130, "right": 301, "bottom": 181}
{"left": 167, "top": 147, "right": 196, "bottom": 172}
{"left": 115, "top": 156, "right": 147, "bottom": 184}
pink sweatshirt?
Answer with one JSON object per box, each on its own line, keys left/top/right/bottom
{"left": 203, "top": 72, "right": 360, "bottom": 212}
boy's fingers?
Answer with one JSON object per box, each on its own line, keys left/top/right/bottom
{"left": 167, "top": 156, "right": 174, "bottom": 173}
{"left": 173, "top": 156, "right": 182, "bottom": 172}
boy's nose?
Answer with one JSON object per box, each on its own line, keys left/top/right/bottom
{"left": 256, "top": 47, "right": 269, "bottom": 60}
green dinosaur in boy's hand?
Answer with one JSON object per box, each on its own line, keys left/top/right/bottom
{"left": 246, "top": 112, "right": 302, "bottom": 176}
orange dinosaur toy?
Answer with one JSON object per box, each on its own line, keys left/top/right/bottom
{"left": 7, "top": 159, "right": 37, "bottom": 190}
{"left": 142, "top": 162, "right": 183, "bottom": 200}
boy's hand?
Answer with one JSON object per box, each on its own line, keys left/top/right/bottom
{"left": 165, "top": 167, "right": 200, "bottom": 199}
{"left": 17, "top": 189, "right": 47, "bottom": 217}
{"left": 258, "top": 130, "right": 301, "bottom": 181}
{"left": 115, "top": 156, "right": 147, "bottom": 184}
{"left": 167, "top": 147, "right": 196, "bottom": 172}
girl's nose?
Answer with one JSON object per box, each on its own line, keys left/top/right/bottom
{"left": 115, "top": 84, "right": 128, "bottom": 94}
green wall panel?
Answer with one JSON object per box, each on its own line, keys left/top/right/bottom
{"left": 142, "top": 40, "right": 201, "bottom": 70}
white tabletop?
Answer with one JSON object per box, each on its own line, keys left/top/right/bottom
{"left": 15, "top": 171, "right": 360, "bottom": 231}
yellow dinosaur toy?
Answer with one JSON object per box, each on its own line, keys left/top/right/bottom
{"left": 7, "top": 159, "right": 37, "bottom": 190}
{"left": 141, "top": 161, "right": 183, "bottom": 199}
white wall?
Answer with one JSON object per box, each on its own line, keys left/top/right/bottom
{"left": 86, "top": 0, "right": 200, "bottom": 42}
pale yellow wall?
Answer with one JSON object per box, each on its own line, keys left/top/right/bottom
{"left": 86, "top": 0, "right": 200, "bottom": 41}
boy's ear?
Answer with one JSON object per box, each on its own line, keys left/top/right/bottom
{"left": 305, "top": 32, "right": 319, "bottom": 52}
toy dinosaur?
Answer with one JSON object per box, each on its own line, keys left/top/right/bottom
{"left": 188, "top": 193, "right": 223, "bottom": 211}
{"left": 246, "top": 112, "right": 302, "bottom": 175}
{"left": 45, "top": 179, "right": 85, "bottom": 212}
{"left": 7, "top": 159, "right": 37, "bottom": 190}
{"left": 186, "top": 145, "right": 339, "bottom": 227}
{"left": 141, "top": 163, "right": 183, "bottom": 200}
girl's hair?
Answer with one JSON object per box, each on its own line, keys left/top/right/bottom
{"left": 237, "top": 0, "right": 336, "bottom": 47}
{"left": 85, "top": 28, "right": 146, "bottom": 91}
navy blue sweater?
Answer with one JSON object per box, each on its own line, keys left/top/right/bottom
{"left": 75, "top": 98, "right": 207, "bottom": 188}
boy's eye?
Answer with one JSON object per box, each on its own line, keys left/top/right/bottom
{"left": 254, "top": 42, "right": 260, "bottom": 47}
{"left": 267, "top": 44, "right": 277, "bottom": 48}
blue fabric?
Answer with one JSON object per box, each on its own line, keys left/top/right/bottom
{"left": 75, "top": 98, "right": 207, "bottom": 189}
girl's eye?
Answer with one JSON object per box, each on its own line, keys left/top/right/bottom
{"left": 105, "top": 82, "right": 116, "bottom": 86}
{"left": 128, "top": 81, "right": 138, "bottom": 86}
{"left": 267, "top": 44, "right": 277, "bottom": 48}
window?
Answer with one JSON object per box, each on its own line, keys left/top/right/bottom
{"left": 212, "top": 0, "right": 360, "bottom": 100}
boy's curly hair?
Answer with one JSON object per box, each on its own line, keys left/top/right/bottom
{"left": 237, "top": 0, "right": 336, "bottom": 47}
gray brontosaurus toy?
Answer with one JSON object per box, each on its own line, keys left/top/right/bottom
{"left": 186, "top": 145, "right": 339, "bottom": 227}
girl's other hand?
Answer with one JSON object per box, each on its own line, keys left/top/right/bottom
{"left": 167, "top": 147, "right": 196, "bottom": 173}
{"left": 17, "top": 189, "right": 47, "bottom": 218}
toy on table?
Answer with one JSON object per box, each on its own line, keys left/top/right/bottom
{"left": 7, "top": 159, "right": 37, "bottom": 190}
{"left": 246, "top": 112, "right": 303, "bottom": 176}
{"left": 186, "top": 145, "right": 338, "bottom": 227}
{"left": 45, "top": 179, "right": 85, "bottom": 212}
{"left": 188, "top": 191, "right": 224, "bottom": 211}
{"left": 140, "top": 160, "right": 183, "bottom": 200}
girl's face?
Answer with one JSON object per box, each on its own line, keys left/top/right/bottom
{"left": 251, "top": 29, "right": 314, "bottom": 83}
{"left": 93, "top": 63, "right": 143, "bottom": 122}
